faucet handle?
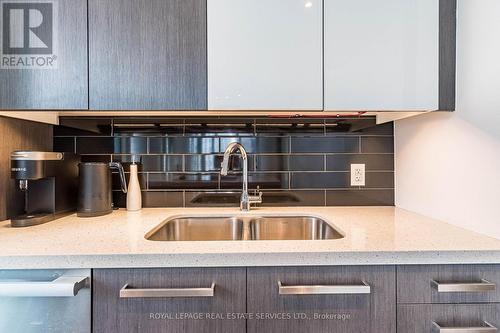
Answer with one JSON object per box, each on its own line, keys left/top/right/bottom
{"left": 249, "top": 194, "right": 262, "bottom": 205}
{"left": 249, "top": 186, "right": 263, "bottom": 204}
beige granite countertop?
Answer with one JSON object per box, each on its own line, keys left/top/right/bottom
{"left": 1, "top": 206, "right": 500, "bottom": 269}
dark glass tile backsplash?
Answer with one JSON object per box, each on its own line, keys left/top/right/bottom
{"left": 54, "top": 116, "right": 394, "bottom": 208}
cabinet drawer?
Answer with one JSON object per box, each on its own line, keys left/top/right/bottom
{"left": 93, "top": 268, "right": 246, "bottom": 333}
{"left": 398, "top": 304, "right": 500, "bottom": 333}
{"left": 398, "top": 265, "right": 500, "bottom": 304}
{"left": 247, "top": 266, "right": 396, "bottom": 333}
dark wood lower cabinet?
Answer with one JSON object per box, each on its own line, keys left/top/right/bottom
{"left": 398, "top": 304, "right": 500, "bottom": 332}
{"left": 397, "top": 264, "right": 500, "bottom": 333}
{"left": 247, "top": 266, "right": 396, "bottom": 333}
{"left": 93, "top": 265, "right": 395, "bottom": 333}
{"left": 93, "top": 268, "right": 246, "bottom": 333}
{"left": 93, "top": 264, "right": 500, "bottom": 333}
{"left": 397, "top": 264, "right": 500, "bottom": 304}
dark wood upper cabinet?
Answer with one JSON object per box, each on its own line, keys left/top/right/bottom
{"left": 0, "top": 0, "right": 88, "bottom": 110}
{"left": 88, "top": 0, "right": 207, "bottom": 110}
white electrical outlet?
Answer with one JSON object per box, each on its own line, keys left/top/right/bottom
{"left": 350, "top": 164, "right": 365, "bottom": 186}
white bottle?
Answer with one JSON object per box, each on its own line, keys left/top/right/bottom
{"left": 127, "top": 163, "right": 142, "bottom": 211}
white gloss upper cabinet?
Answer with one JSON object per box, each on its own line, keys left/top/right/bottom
{"left": 208, "top": 0, "right": 323, "bottom": 110}
{"left": 324, "top": 0, "right": 440, "bottom": 111}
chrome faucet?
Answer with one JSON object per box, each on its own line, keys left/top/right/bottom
{"left": 221, "top": 142, "right": 262, "bottom": 211}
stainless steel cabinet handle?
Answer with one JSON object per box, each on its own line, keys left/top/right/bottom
{"left": 432, "top": 321, "right": 497, "bottom": 333}
{"left": 119, "top": 283, "right": 215, "bottom": 298}
{"left": 0, "top": 275, "right": 88, "bottom": 297}
{"left": 277, "top": 281, "right": 371, "bottom": 295}
{"left": 431, "top": 279, "right": 496, "bottom": 293}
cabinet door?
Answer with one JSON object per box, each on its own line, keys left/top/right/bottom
{"left": 247, "top": 266, "right": 396, "bottom": 333}
{"left": 93, "top": 268, "right": 246, "bottom": 333}
{"left": 397, "top": 264, "right": 500, "bottom": 304}
{"left": 324, "top": 0, "right": 440, "bottom": 111}
{"left": 0, "top": 0, "right": 87, "bottom": 109}
{"left": 89, "top": 0, "right": 207, "bottom": 110}
{"left": 398, "top": 304, "right": 500, "bottom": 333}
{"left": 208, "top": 0, "right": 323, "bottom": 110}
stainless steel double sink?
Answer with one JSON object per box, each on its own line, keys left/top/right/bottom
{"left": 145, "top": 215, "right": 344, "bottom": 241}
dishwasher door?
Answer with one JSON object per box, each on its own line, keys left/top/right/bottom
{"left": 0, "top": 269, "right": 91, "bottom": 333}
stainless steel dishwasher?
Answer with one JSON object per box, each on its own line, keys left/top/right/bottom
{"left": 0, "top": 269, "right": 91, "bottom": 333}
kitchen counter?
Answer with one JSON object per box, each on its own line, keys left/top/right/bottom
{"left": 1, "top": 207, "right": 500, "bottom": 269}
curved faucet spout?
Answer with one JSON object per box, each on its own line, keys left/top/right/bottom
{"left": 221, "top": 142, "right": 247, "bottom": 176}
{"left": 220, "top": 142, "right": 262, "bottom": 211}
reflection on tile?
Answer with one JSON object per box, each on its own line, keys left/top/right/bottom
{"left": 326, "top": 189, "right": 394, "bottom": 206}
{"left": 149, "top": 137, "right": 219, "bottom": 154}
{"left": 327, "top": 154, "right": 394, "bottom": 171}
{"left": 185, "top": 191, "right": 240, "bottom": 207}
{"left": 291, "top": 137, "right": 359, "bottom": 153}
{"left": 185, "top": 190, "right": 325, "bottom": 207}
{"left": 148, "top": 173, "right": 219, "bottom": 190}
{"left": 142, "top": 191, "right": 184, "bottom": 207}
{"left": 220, "top": 137, "right": 289, "bottom": 154}
{"left": 221, "top": 173, "right": 289, "bottom": 190}
{"left": 185, "top": 154, "right": 252, "bottom": 172}
{"left": 147, "top": 137, "right": 167, "bottom": 154}
{"left": 142, "top": 155, "right": 183, "bottom": 172}
{"left": 259, "top": 190, "right": 325, "bottom": 207}
{"left": 254, "top": 155, "right": 327, "bottom": 172}
{"left": 113, "top": 155, "right": 183, "bottom": 172}
{"left": 185, "top": 154, "right": 221, "bottom": 172}
{"left": 114, "top": 136, "right": 147, "bottom": 154}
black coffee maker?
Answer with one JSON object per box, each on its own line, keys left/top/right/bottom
{"left": 10, "top": 151, "right": 80, "bottom": 227}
